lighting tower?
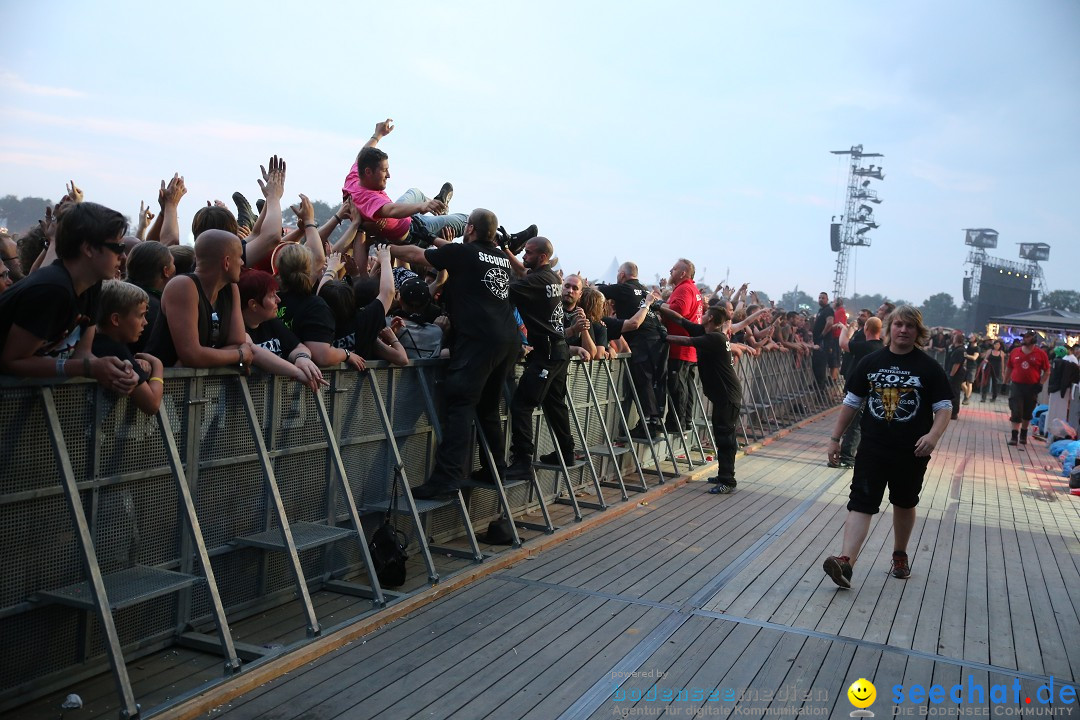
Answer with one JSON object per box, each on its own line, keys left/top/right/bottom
{"left": 829, "top": 145, "right": 884, "bottom": 300}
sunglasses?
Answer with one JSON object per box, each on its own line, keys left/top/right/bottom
{"left": 101, "top": 241, "right": 127, "bottom": 255}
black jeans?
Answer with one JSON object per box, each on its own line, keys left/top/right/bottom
{"left": 949, "top": 373, "right": 965, "bottom": 418}
{"left": 428, "top": 336, "right": 519, "bottom": 488}
{"left": 509, "top": 353, "right": 573, "bottom": 462}
{"left": 811, "top": 347, "right": 828, "bottom": 389}
{"left": 627, "top": 335, "right": 667, "bottom": 421}
{"left": 711, "top": 399, "right": 740, "bottom": 486}
{"left": 666, "top": 358, "right": 695, "bottom": 427}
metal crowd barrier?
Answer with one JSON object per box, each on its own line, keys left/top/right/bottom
{"left": 0, "top": 350, "right": 834, "bottom": 718}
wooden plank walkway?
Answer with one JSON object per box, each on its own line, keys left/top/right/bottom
{"left": 180, "top": 398, "right": 1079, "bottom": 719}
{"left": 17, "top": 397, "right": 1080, "bottom": 718}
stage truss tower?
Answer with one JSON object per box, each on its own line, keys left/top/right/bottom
{"left": 829, "top": 144, "right": 884, "bottom": 300}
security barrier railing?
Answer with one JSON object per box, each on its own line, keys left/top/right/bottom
{"left": 0, "top": 351, "right": 834, "bottom": 719}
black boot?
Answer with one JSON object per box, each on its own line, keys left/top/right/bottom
{"left": 507, "top": 224, "right": 538, "bottom": 255}
{"left": 1007, "top": 429, "right": 1019, "bottom": 446}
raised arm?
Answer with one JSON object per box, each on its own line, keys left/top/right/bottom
{"left": 292, "top": 194, "right": 326, "bottom": 283}
{"left": 157, "top": 174, "right": 186, "bottom": 246}
{"left": 244, "top": 156, "right": 286, "bottom": 269}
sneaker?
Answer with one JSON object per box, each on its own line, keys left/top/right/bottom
{"left": 890, "top": 551, "right": 911, "bottom": 579}
{"left": 839, "top": 460, "right": 855, "bottom": 469}
{"left": 507, "top": 224, "right": 539, "bottom": 255}
{"left": 538, "top": 450, "right": 575, "bottom": 466}
{"left": 629, "top": 424, "right": 657, "bottom": 441}
{"left": 433, "top": 182, "right": 453, "bottom": 213}
{"left": 823, "top": 555, "right": 853, "bottom": 588}
{"left": 708, "top": 483, "right": 736, "bottom": 495}
{"left": 826, "top": 460, "right": 841, "bottom": 469}
{"left": 506, "top": 459, "right": 533, "bottom": 481}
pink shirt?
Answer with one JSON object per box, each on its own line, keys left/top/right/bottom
{"left": 343, "top": 163, "right": 411, "bottom": 242}
{"left": 666, "top": 278, "right": 702, "bottom": 362}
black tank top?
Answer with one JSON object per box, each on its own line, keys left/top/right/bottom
{"left": 145, "top": 274, "right": 235, "bottom": 366}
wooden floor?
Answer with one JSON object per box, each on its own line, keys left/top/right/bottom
{"left": 14, "top": 398, "right": 1080, "bottom": 719}
{"left": 183, "top": 398, "right": 1080, "bottom": 719}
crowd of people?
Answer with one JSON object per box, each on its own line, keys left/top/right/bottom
{"left": 2, "top": 119, "right": 1076, "bottom": 512}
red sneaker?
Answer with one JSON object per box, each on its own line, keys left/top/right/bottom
{"left": 890, "top": 551, "right": 911, "bottom": 579}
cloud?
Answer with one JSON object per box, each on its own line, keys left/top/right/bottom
{"left": 0, "top": 71, "right": 85, "bottom": 98}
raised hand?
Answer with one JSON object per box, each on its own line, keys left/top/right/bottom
{"left": 375, "top": 243, "right": 391, "bottom": 267}
{"left": 139, "top": 201, "right": 155, "bottom": 225}
{"left": 325, "top": 251, "right": 345, "bottom": 279}
{"left": 66, "top": 180, "right": 84, "bottom": 204}
{"left": 290, "top": 193, "right": 315, "bottom": 225}
{"left": 373, "top": 118, "right": 394, "bottom": 138}
{"left": 160, "top": 173, "right": 186, "bottom": 207}
{"left": 257, "top": 155, "right": 286, "bottom": 200}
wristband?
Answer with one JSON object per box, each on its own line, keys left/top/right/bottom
{"left": 294, "top": 353, "right": 311, "bottom": 361}
{"left": 56, "top": 357, "right": 67, "bottom": 377}
{"left": 83, "top": 357, "right": 92, "bottom": 377}
{"left": 344, "top": 349, "right": 352, "bottom": 361}
{"left": 149, "top": 377, "right": 164, "bottom": 385}
{"left": 237, "top": 348, "right": 245, "bottom": 367}
{"left": 304, "top": 222, "right": 318, "bottom": 229}
{"left": 334, "top": 215, "right": 345, "bottom": 222}
{"left": 829, "top": 436, "right": 840, "bottom": 443}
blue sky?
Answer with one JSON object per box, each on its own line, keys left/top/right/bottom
{"left": 1, "top": 0, "right": 1077, "bottom": 305}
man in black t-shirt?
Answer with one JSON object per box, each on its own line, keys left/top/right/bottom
{"left": 811, "top": 291, "right": 833, "bottom": 389}
{"left": 0, "top": 201, "right": 138, "bottom": 393}
{"left": 945, "top": 331, "right": 967, "bottom": 420}
{"left": 389, "top": 208, "right": 520, "bottom": 498}
{"left": 505, "top": 237, "right": 576, "bottom": 476}
{"left": 822, "top": 306, "right": 952, "bottom": 588}
{"left": 598, "top": 262, "right": 667, "bottom": 439}
{"left": 657, "top": 304, "right": 741, "bottom": 494}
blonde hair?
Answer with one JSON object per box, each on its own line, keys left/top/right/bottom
{"left": 883, "top": 305, "right": 930, "bottom": 348}
{"left": 98, "top": 280, "right": 149, "bottom": 324}
{"left": 275, "top": 243, "right": 313, "bottom": 294}
{"left": 864, "top": 316, "right": 882, "bottom": 335}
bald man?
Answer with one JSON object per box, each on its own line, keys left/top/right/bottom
{"left": 505, "top": 237, "right": 575, "bottom": 477}
{"left": 389, "top": 208, "right": 520, "bottom": 498}
{"left": 144, "top": 230, "right": 254, "bottom": 368}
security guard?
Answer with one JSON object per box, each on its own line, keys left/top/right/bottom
{"left": 388, "top": 208, "right": 520, "bottom": 498}
{"left": 505, "top": 237, "right": 575, "bottom": 478}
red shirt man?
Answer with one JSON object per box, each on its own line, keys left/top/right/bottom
{"left": 665, "top": 268, "right": 702, "bottom": 362}
{"left": 1007, "top": 340, "right": 1050, "bottom": 384}
{"left": 833, "top": 300, "right": 848, "bottom": 338}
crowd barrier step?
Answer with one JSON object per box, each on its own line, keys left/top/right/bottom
{"left": 36, "top": 566, "right": 202, "bottom": 612}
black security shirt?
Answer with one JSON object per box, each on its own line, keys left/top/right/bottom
{"left": 509, "top": 264, "right": 565, "bottom": 356}
{"left": 424, "top": 241, "right": 517, "bottom": 342}
{"left": 679, "top": 319, "right": 741, "bottom": 407}
{"left": 596, "top": 279, "right": 662, "bottom": 341}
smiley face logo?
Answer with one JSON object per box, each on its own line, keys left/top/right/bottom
{"left": 847, "top": 678, "right": 876, "bottom": 710}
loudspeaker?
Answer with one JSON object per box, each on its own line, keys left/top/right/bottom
{"left": 830, "top": 223, "right": 841, "bottom": 252}
{"left": 1030, "top": 290, "right": 1040, "bottom": 309}
{"left": 962, "top": 276, "right": 972, "bottom": 302}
